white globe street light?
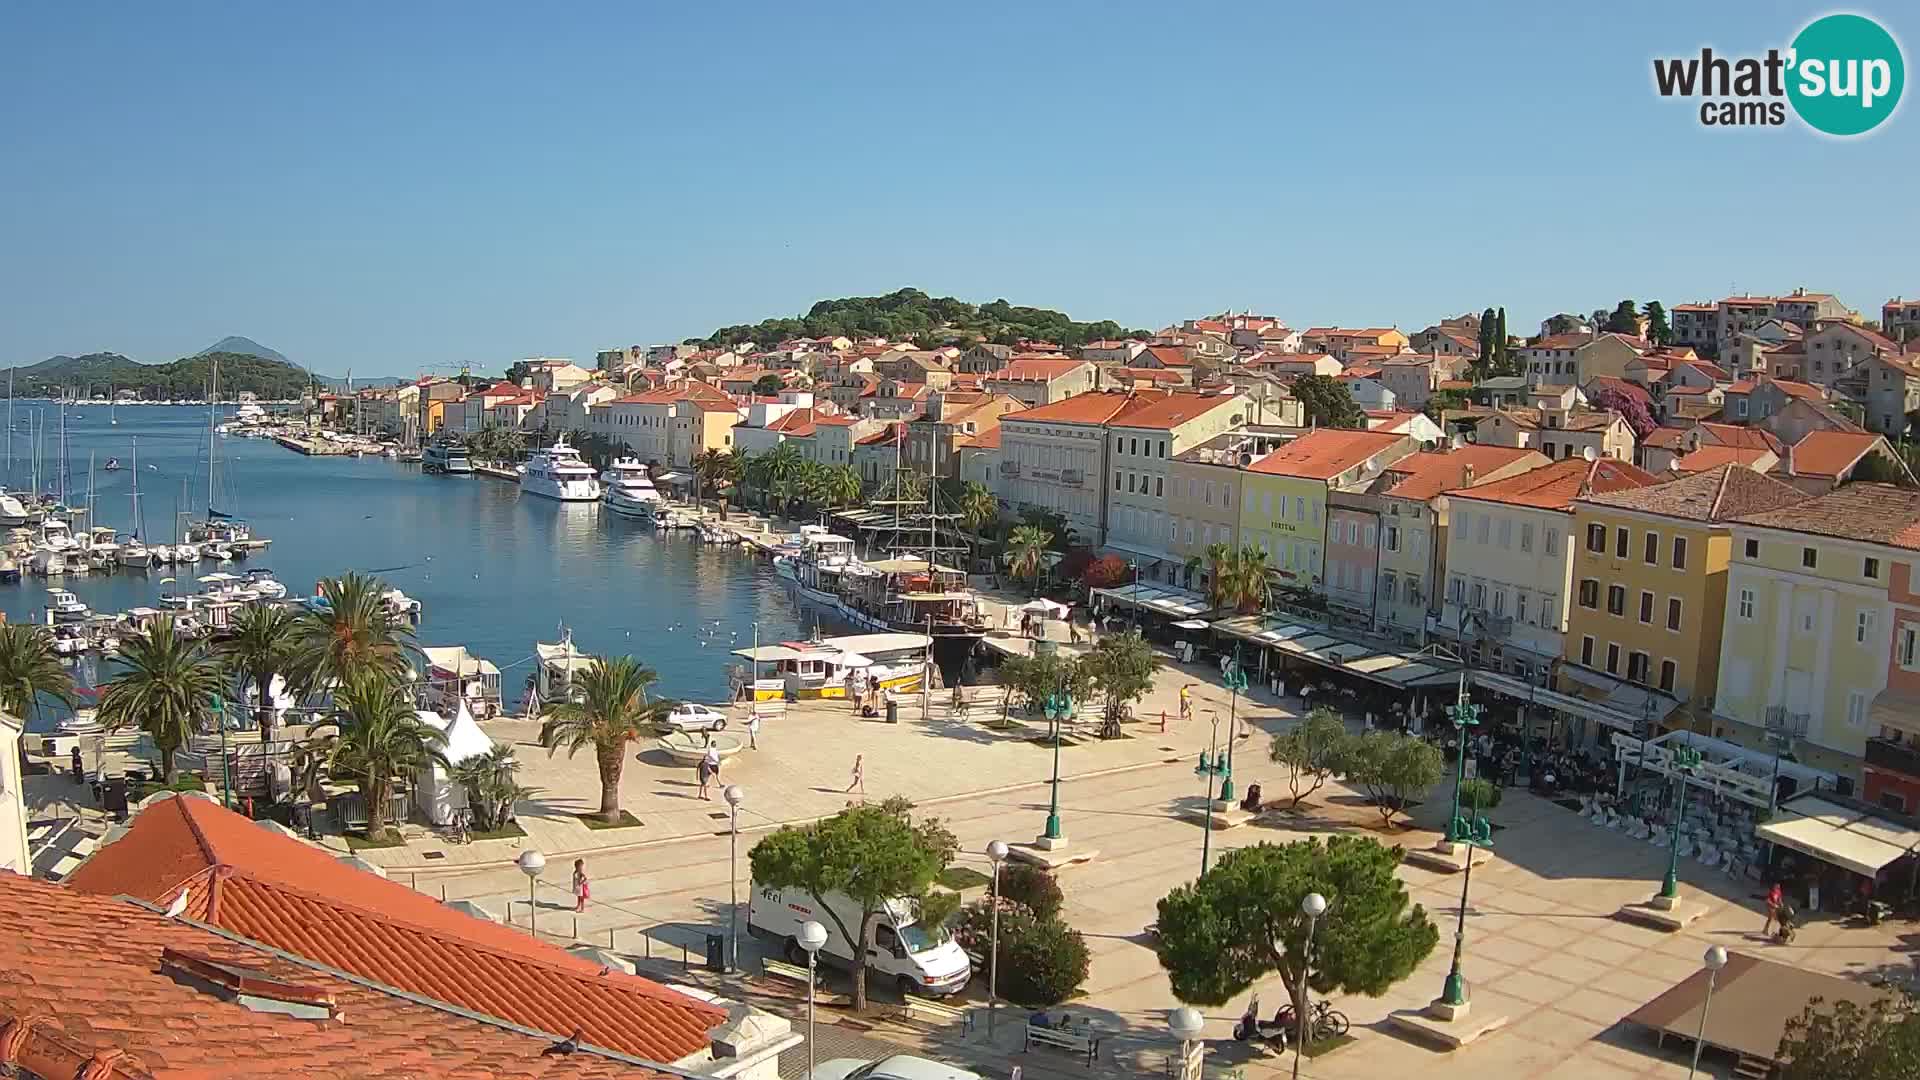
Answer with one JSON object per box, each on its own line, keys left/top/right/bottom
{"left": 1295, "top": 892, "right": 1327, "bottom": 1080}
{"left": 724, "top": 785, "right": 746, "bottom": 973}
{"left": 986, "top": 840, "right": 1010, "bottom": 1034}
{"left": 1169, "top": 1006, "right": 1205, "bottom": 1079}
{"left": 799, "top": 920, "right": 828, "bottom": 1077}
{"left": 1688, "top": 945, "right": 1729, "bottom": 1079}
{"left": 515, "top": 849, "right": 546, "bottom": 938}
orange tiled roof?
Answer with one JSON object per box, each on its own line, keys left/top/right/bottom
{"left": 960, "top": 426, "right": 1003, "bottom": 450}
{"left": 988, "top": 357, "right": 1091, "bottom": 381}
{"left": 1735, "top": 483, "right": 1920, "bottom": 550}
{"left": 1787, "top": 430, "right": 1887, "bottom": 478}
{"left": 1142, "top": 345, "right": 1193, "bottom": 368}
{"left": 0, "top": 873, "right": 671, "bottom": 1079}
{"left": 1110, "top": 367, "right": 1189, "bottom": 385}
{"left": 63, "top": 796, "right": 724, "bottom": 1065}
{"left": 1670, "top": 444, "right": 1774, "bottom": 473}
{"left": 1110, "top": 391, "right": 1244, "bottom": 431}
{"left": 1447, "top": 455, "right": 1659, "bottom": 510}
{"left": 1697, "top": 422, "right": 1785, "bottom": 453}
{"left": 1582, "top": 463, "right": 1803, "bottom": 520}
{"left": 1247, "top": 428, "right": 1405, "bottom": 480}
{"left": 1380, "top": 446, "right": 1544, "bottom": 500}
{"left": 1001, "top": 390, "right": 1160, "bottom": 426}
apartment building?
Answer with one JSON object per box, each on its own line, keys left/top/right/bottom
{"left": 1239, "top": 429, "right": 1416, "bottom": 592}
{"left": 1299, "top": 328, "right": 1411, "bottom": 362}
{"left": 997, "top": 392, "right": 1144, "bottom": 548}
{"left": 1884, "top": 297, "right": 1920, "bottom": 345}
{"left": 1716, "top": 290, "right": 1854, "bottom": 353}
{"left": 1567, "top": 467, "right": 1804, "bottom": 733}
{"left": 983, "top": 357, "right": 1098, "bottom": 406}
{"left": 1860, "top": 353, "right": 1920, "bottom": 438}
{"left": 903, "top": 392, "right": 1023, "bottom": 479}
{"left": 1802, "top": 321, "right": 1898, "bottom": 390}
{"left": 1518, "top": 333, "right": 1591, "bottom": 386}
{"left": 1715, "top": 484, "right": 1920, "bottom": 783}
{"left": 1102, "top": 392, "right": 1251, "bottom": 577}
{"left": 1671, "top": 303, "right": 1717, "bottom": 351}
{"left": 1437, "top": 456, "right": 1659, "bottom": 681}
{"left": 1470, "top": 406, "right": 1636, "bottom": 463}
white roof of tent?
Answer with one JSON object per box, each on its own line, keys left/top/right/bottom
{"left": 417, "top": 701, "right": 493, "bottom": 766}
{"left": 1756, "top": 796, "right": 1920, "bottom": 876}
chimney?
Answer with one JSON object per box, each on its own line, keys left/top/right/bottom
{"left": 1463, "top": 463, "right": 1477, "bottom": 485}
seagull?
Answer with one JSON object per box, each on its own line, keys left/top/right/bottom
{"left": 164, "top": 887, "right": 191, "bottom": 918}
{"left": 541, "top": 1029, "right": 585, "bottom": 1057}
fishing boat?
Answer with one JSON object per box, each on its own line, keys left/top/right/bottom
{"left": 776, "top": 526, "right": 860, "bottom": 608}
{"left": 519, "top": 439, "right": 600, "bottom": 501}
{"left": 600, "top": 457, "right": 662, "bottom": 517}
{"left": 731, "top": 631, "right": 931, "bottom": 702}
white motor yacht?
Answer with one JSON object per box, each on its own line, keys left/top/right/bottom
{"left": 243, "top": 567, "right": 287, "bottom": 599}
{"left": 47, "top": 588, "right": 90, "bottom": 623}
{"left": 519, "top": 440, "right": 601, "bottom": 501}
{"left": 29, "top": 547, "right": 66, "bottom": 576}
{"left": 600, "top": 457, "right": 662, "bottom": 517}
{"left": 0, "top": 492, "right": 27, "bottom": 527}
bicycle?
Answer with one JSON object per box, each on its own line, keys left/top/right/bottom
{"left": 445, "top": 807, "right": 472, "bottom": 845}
{"left": 1310, "top": 999, "right": 1350, "bottom": 1040}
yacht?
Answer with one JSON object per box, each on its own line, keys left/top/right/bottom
{"left": 120, "top": 538, "right": 159, "bottom": 569}
{"left": 519, "top": 440, "right": 600, "bottom": 501}
{"left": 600, "top": 458, "right": 662, "bottom": 517}
{"left": 0, "top": 492, "right": 26, "bottom": 528}
{"left": 233, "top": 402, "right": 267, "bottom": 423}
{"left": 243, "top": 567, "right": 288, "bottom": 599}
{"left": 422, "top": 439, "right": 473, "bottom": 474}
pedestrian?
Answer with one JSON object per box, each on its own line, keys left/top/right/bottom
{"left": 572, "top": 859, "right": 590, "bottom": 913}
{"left": 1763, "top": 881, "right": 1784, "bottom": 935}
{"left": 1179, "top": 684, "right": 1194, "bottom": 724}
{"left": 698, "top": 744, "right": 721, "bottom": 799}
{"left": 746, "top": 710, "right": 761, "bottom": 749}
{"left": 847, "top": 753, "right": 865, "bottom": 794}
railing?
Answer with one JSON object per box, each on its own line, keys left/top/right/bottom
{"left": 1867, "top": 736, "right": 1920, "bottom": 779}
{"left": 1060, "top": 468, "right": 1084, "bottom": 485}
{"left": 1763, "top": 707, "right": 1811, "bottom": 736}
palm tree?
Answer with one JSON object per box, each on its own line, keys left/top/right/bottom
{"left": 955, "top": 481, "right": 998, "bottom": 535}
{"left": 218, "top": 604, "right": 299, "bottom": 739}
{"left": 1200, "top": 542, "right": 1236, "bottom": 612}
{"left": 1229, "top": 544, "right": 1274, "bottom": 614}
{"left": 314, "top": 669, "right": 449, "bottom": 839}
{"left": 448, "top": 744, "right": 530, "bottom": 833}
{"left": 97, "top": 616, "right": 225, "bottom": 783}
{"left": 287, "top": 572, "right": 419, "bottom": 699}
{"left": 1007, "top": 524, "right": 1053, "bottom": 596}
{"left": 693, "top": 448, "right": 733, "bottom": 514}
{"left": 538, "top": 656, "right": 673, "bottom": 823}
{"left": 823, "top": 463, "right": 862, "bottom": 508}
{"left": 0, "top": 623, "right": 76, "bottom": 725}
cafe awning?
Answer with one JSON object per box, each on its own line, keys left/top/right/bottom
{"left": 1755, "top": 796, "right": 1920, "bottom": 876}
{"left": 1090, "top": 583, "right": 1210, "bottom": 618}
{"left": 1209, "top": 615, "right": 1457, "bottom": 688}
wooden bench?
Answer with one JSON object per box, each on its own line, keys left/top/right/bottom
{"left": 897, "top": 994, "right": 974, "bottom": 1033}
{"left": 1024, "top": 1021, "right": 1099, "bottom": 1066}
{"left": 760, "top": 958, "right": 813, "bottom": 988}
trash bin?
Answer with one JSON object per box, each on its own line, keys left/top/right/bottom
{"left": 704, "top": 932, "right": 725, "bottom": 972}
{"left": 885, "top": 697, "right": 899, "bottom": 724}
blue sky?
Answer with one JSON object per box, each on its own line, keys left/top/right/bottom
{"left": 2, "top": 2, "right": 1912, "bottom": 378}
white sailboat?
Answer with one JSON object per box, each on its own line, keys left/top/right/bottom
{"left": 121, "top": 437, "right": 158, "bottom": 568}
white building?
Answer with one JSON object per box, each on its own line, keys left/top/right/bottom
{"left": 0, "top": 711, "right": 27, "bottom": 876}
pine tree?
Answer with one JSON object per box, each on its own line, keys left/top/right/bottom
{"left": 1495, "top": 307, "right": 1509, "bottom": 374}
{"left": 1642, "top": 301, "right": 1672, "bottom": 346}
{"left": 1605, "top": 300, "right": 1640, "bottom": 334}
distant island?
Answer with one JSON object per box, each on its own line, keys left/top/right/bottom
{"left": 3, "top": 336, "right": 313, "bottom": 400}
{"left": 689, "top": 287, "right": 1151, "bottom": 349}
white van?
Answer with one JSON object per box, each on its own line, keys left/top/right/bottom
{"left": 747, "top": 883, "right": 972, "bottom": 997}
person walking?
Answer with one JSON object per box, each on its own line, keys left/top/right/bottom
{"left": 572, "top": 859, "right": 590, "bottom": 914}
{"left": 846, "top": 753, "right": 865, "bottom": 795}
{"left": 746, "top": 711, "right": 761, "bottom": 749}
{"left": 698, "top": 744, "right": 721, "bottom": 799}
{"left": 1763, "top": 881, "right": 1785, "bottom": 936}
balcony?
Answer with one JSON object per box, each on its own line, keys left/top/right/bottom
{"left": 1060, "top": 468, "right": 1084, "bottom": 485}
{"left": 1764, "top": 706, "right": 1812, "bottom": 737}
{"left": 1867, "top": 736, "right": 1920, "bottom": 780}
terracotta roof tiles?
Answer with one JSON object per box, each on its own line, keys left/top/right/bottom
{"left": 1581, "top": 464, "right": 1802, "bottom": 520}
{"left": 1735, "top": 483, "right": 1920, "bottom": 550}
{"left": 64, "top": 796, "right": 723, "bottom": 1066}
{"left": 1109, "top": 391, "right": 1245, "bottom": 431}
{"left": 1786, "top": 430, "right": 1890, "bottom": 478}
{"left": 1379, "top": 446, "right": 1544, "bottom": 501}
{"left": 1670, "top": 445, "right": 1775, "bottom": 473}
{"left": 1448, "top": 455, "right": 1659, "bottom": 511}
{"left": 1247, "top": 428, "right": 1405, "bottom": 481}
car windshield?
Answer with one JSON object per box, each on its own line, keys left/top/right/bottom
{"left": 842, "top": 1066, "right": 879, "bottom": 1080}
{"left": 898, "top": 921, "right": 950, "bottom": 953}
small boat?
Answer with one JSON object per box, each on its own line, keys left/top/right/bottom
{"left": 0, "top": 492, "right": 28, "bottom": 527}
{"left": 47, "top": 589, "right": 91, "bottom": 624}
{"left": 103, "top": 458, "right": 122, "bottom": 472}
{"left": 120, "top": 539, "right": 158, "bottom": 569}
{"left": 243, "top": 567, "right": 287, "bottom": 599}
{"left": 0, "top": 556, "right": 18, "bottom": 583}
{"left": 422, "top": 438, "right": 473, "bottom": 475}
{"left": 29, "top": 548, "right": 66, "bottom": 576}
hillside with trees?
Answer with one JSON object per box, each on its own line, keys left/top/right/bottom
{"left": 690, "top": 287, "right": 1151, "bottom": 349}
{"left": 2, "top": 351, "right": 314, "bottom": 400}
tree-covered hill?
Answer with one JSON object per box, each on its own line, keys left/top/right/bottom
{"left": 690, "top": 288, "right": 1151, "bottom": 349}
{"left": 2, "top": 351, "right": 314, "bottom": 400}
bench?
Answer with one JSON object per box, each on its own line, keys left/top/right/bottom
{"left": 1025, "top": 1021, "right": 1099, "bottom": 1066}
{"left": 897, "top": 995, "right": 974, "bottom": 1033}
{"left": 760, "top": 958, "right": 813, "bottom": 988}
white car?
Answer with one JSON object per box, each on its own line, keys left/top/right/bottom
{"left": 664, "top": 703, "right": 729, "bottom": 733}
{"left": 810, "top": 1056, "right": 981, "bottom": 1080}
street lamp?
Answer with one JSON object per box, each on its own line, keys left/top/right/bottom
{"left": 1168, "top": 1006, "right": 1205, "bottom": 1080}
{"left": 1442, "top": 667, "right": 1483, "bottom": 847}
{"left": 1040, "top": 688, "right": 1073, "bottom": 846}
{"left": 1688, "top": 945, "right": 1729, "bottom": 1079}
{"left": 1218, "top": 645, "right": 1249, "bottom": 804}
{"left": 1438, "top": 801, "right": 1493, "bottom": 1011}
{"left": 798, "top": 920, "right": 828, "bottom": 1078}
{"left": 1295, "top": 892, "right": 1327, "bottom": 1080}
{"left": 516, "top": 849, "right": 546, "bottom": 938}
{"left": 986, "top": 840, "right": 1009, "bottom": 1035}
{"left": 1196, "top": 711, "right": 1230, "bottom": 874}
{"left": 1660, "top": 741, "right": 1705, "bottom": 900}
{"left": 724, "top": 784, "right": 746, "bottom": 973}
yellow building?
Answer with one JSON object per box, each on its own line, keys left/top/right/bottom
{"left": 1568, "top": 466, "right": 1805, "bottom": 730}
{"left": 1714, "top": 483, "right": 1920, "bottom": 780}
{"left": 1239, "top": 429, "right": 1414, "bottom": 592}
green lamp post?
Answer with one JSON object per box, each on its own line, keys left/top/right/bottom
{"left": 1218, "top": 645, "right": 1249, "bottom": 804}
{"left": 1659, "top": 743, "right": 1705, "bottom": 899}
{"left": 1041, "top": 689, "right": 1072, "bottom": 842}
{"left": 1442, "top": 673, "right": 1482, "bottom": 844}
{"left": 1439, "top": 807, "right": 1494, "bottom": 1008}
{"left": 1196, "top": 713, "right": 1231, "bottom": 874}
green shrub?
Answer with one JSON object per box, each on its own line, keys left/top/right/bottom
{"left": 997, "top": 863, "right": 1064, "bottom": 920}
{"left": 1458, "top": 778, "right": 1502, "bottom": 811}
{"left": 953, "top": 899, "right": 1090, "bottom": 1007}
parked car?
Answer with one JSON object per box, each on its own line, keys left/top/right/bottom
{"left": 810, "top": 1055, "right": 981, "bottom": 1080}
{"left": 663, "top": 702, "right": 729, "bottom": 732}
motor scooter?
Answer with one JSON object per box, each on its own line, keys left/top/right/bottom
{"left": 1231, "top": 995, "right": 1292, "bottom": 1053}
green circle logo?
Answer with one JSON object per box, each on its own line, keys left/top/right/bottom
{"left": 1788, "top": 13, "right": 1904, "bottom": 136}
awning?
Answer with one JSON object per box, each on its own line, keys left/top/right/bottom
{"left": 1870, "top": 688, "right": 1920, "bottom": 738}
{"left": 1615, "top": 731, "right": 1836, "bottom": 809}
{"left": 655, "top": 471, "right": 688, "bottom": 482}
{"left": 1208, "top": 615, "right": 1460, "bottom": 688}
{"left": 1756, "top": 796, "right": 1920, "bottom": 876}
{"left": 1090, "top": 583, "right": 1209, "bottom": 617}
{"left": 1172, "top": 619, "right": 1212, "bottom": 631}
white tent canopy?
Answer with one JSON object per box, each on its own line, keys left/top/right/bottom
{"left": 412, "top": 700, "right": 496, "bottom": 826}
{"left": 1756, "top": 796, "right": 1920, "bottom": 876}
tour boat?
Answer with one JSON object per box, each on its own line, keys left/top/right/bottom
{"left": 421, "top": 438, "right": 473, "bottom": 474}
{"left": 519, "top": 440, "right": 600, "bottom": 501}
{"left": 731, "top": 631, "right": 931, "bottom": 702}
{"left": 600, "top": 458, "right": 662, "bottom": 517}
